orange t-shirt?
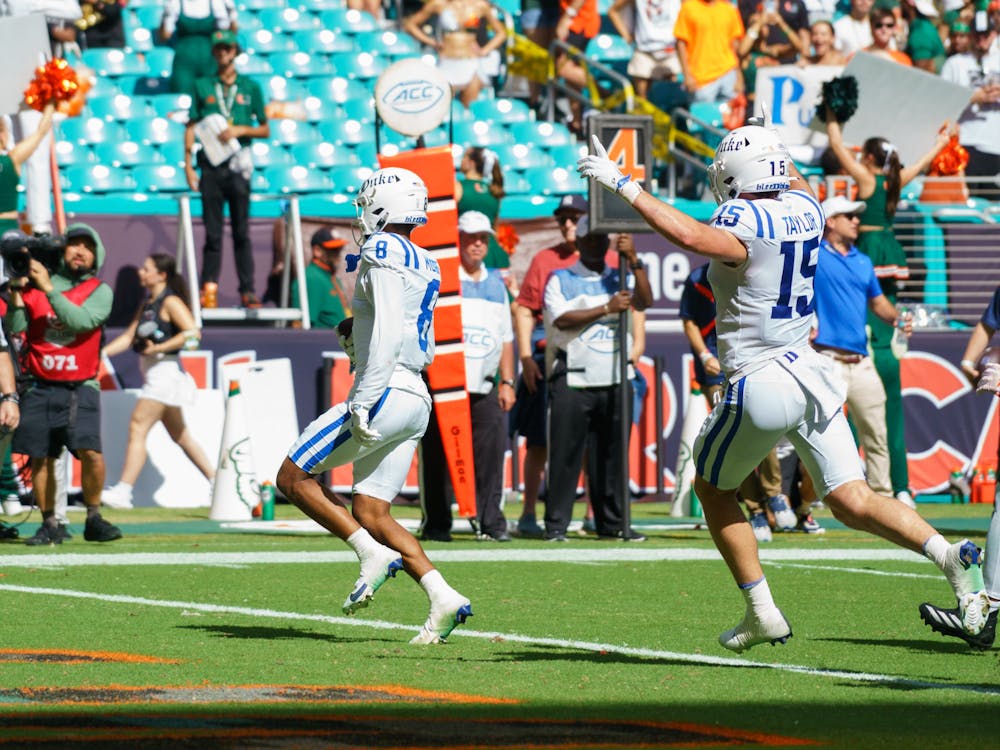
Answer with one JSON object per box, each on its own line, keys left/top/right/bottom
{"left": 561, "top": 0, "right": 600, "bottom": 39}
{"left": 673, "top": 0, "right": 745, "bottom": 88}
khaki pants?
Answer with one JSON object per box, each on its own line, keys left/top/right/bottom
{"left": 832, "top": 356, "right": 892, "bottom": 496}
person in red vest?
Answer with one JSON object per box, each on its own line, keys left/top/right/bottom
{"left": 4, "top": 224, "right": 122, "bottom": 546}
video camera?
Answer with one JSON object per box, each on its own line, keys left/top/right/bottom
{"left": 0, "top": 230, "right": 65, "bottom": 281}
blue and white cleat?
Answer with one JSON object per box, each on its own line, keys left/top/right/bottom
{"left": 342, "top": 547, "right": 404, "bottom": 615}
{"left": 410, "top": 592, "right": 473, "bottom": 644}
{"left": 719, "top": 608, "right": 792, "bottom": 654}
{"left": 942, "top": 540, "right": 986, "bottom": 600}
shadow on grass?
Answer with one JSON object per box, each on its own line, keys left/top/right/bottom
{"left": 815, "top": 635, "right": 995, "bottom": 655}
{"left": 178, "top": 624, "right": 397, "bottom": 645}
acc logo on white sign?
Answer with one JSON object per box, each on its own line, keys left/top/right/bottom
{"left": 375, "top": 59, "right": 452, "bottom": 137}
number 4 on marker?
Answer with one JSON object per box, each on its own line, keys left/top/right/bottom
{"left": 606, "top": 128, "right": 646, "bottom": 183}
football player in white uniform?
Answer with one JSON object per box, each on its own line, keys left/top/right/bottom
{"left": 277, "top": 167, "right": 472, "bottom": 645}
{"left": 578, "top": 128, "right": 989, "bottom": 652}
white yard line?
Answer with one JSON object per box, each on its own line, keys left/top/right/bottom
{"left": 0, "top": 582, "right": 996, "bottom": 697}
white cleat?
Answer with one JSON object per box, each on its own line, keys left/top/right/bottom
{"left": 342, "top": 546, "right": 404, "bottom": 615}
{"left": 767, "top": 495, "right": 797, "bottom": 531}
{"left": 959, "top": 591, "right": 991, "bottom": 637}
{"left": 719, "top": 608, "right": 792, "bottom": 654}
{"left": 410, "top": 592, "right": 473, "bottom": 644}
{"left": 942, "top": 540, "right": 986, "bottom": 599}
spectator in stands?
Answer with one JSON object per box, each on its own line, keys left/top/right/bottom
{"left": 78, "top": 1, "right": 127, "bottom": 49}
{"left": 101, "top": 254, "right": 214, "bottom": 510}
{"left": 290, "top": 227, "right": 350, "bottom": 330}
{"left": 541, "top": 216, "right": 652, "bottom": 542}
{"left": 552, "top": 0, "right": 601, "bottom": 131}
{"left": 801, "top": 0, "right": 838, "bottom": 26}
{"left": 813, "top": 195, "right": 911, "bottom": 502}
{"left": 455, "top": 147, "right": 510, "bottom": 276}
{"left": 940, "top": 13, "right": 1000, "bottom": 200}
{"left": 520, "top": 0, "right": 561, "bottom": 112}
{"left": 403, "top": 0, "right": 508, "bottom": 107}
{"left": 738, "top": 0, "right": 810, "bottom": 100}
{"left": 5, "top": 224, "right": 122, "bottom": 545}
{"left": 160, "top": 0, "right": 236, "bottom": 96}
{"left": 184, "top": 30, "right": 269, "bottom": 310}
{"left": 798, "top": 19, "right": 848, "bottom": 66}
{"left": 825, "top": 116, "right": 950, "bottom": 510}
{"left": 674, "top": 0, "right": 746, "bottom": 104}
{"left": 419, "top": 212, "right": 516, "bottom": 542}
{"left": 948, "top": 20, "right": 972, "bottom": 55}
{"left": 0, "top": 104, "right": 54, "bottom": 235}
{"left": 510, "top": 194, "right": 587, "bottom": 537}
{"left": 833, "top": 0, "right": 875, "bottom": 57}
{"left": 348, "top": 0, "right": 385, "bottom": 23}
{"left": 903, "top": 0, "right": 946, "bottom": 72}
{"left": 607, "top": 0, "right": 682, "bottom": 100}
{"left": 865, "top": 7, "right": 913, "bottom": 65}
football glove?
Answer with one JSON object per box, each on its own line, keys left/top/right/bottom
{"left": 350, "top": 405, "right": 381, "bottom": 447}
{"left": 576, "top": 135, "right": 643, "bottom": 205}
{"left": 977, "top": 362, "right": 1000, "bottom": 396}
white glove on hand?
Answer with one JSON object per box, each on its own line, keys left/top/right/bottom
{"left": 977, "top": 362, "right": 1000, "bottom": 396}
{"left": 336, "top": 317, "right": 356, "bottom": 369}
{"left": 350, "top": 406, "right": 382, "bottom": 447}
{"left": 576, "top": 135, "right": 643, "bottom": 205}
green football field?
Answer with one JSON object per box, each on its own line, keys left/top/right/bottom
{"left": 1, "top": 500, "right": 998, "bottom": 749}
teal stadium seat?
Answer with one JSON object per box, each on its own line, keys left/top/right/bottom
{"left": 327, "top": 164, "right": 375, "bottom": 195}
{"left": 586, "top": 33, "right": 632, "bottom": 75}
{"left": 263, "top": 165, "right": 332, "bottom": 194}
{"left": 132, "top": 75, "right": 172, "bottom": 96}
{"left": 133, "top": 164, "right": 190, "bottom": 192}
{"left": 235, "top": 54, "right": 274, "bottom": 76}
{"left": 62, "top": 164, "right": 136, "bottom": 194}
{"left": 306, "top": 76, "right": 370, "bottom": 105}
{"left": 318, "top": 8, "right": 379, "bottom": 34}
{"left": 340, "top": 97, "right": 375, "bottom": 122}
{"left": 250, "top": 142, "right": 294, "bottom": 169}
{"left": 251, "top": 75, "right": 309, "bottom": 102}
{"left": 55, "top": 140, "right": 93, "bottom": 168}
{"left": 245, "top": 29, "right": 296, "bottom": 55}
{"left": 93, "top": 140, "right": 158, "bottom": 168}
{"left": 290, "top": 141, "right": 361, "bottom": 169}
{"left": 492, "top": 142, "right": 553, "bottom": 171}
{"left": 144, "top": 47, "right": 175, "bottom": 78}
{"left": 269, "top": 51, "right": 334, "bottom": 78}
{"left": 318, "top": 118, "right": 368, "bottom": 147}
{"left": 87, "top": 76, "right": 121, "bottom": 99}
{"left": 147, "top": 93, "right": 192, "bottom": 118}
{"left": 502, "top": 172, "right": 533, "bottom": 195}
{"left": 157, "top": 140, "right": 188, "bottom": 168}
{"left": 271, "top": 119, "right": 321, "bottom": 146}
{"left": 451, "top": 119, "right": 511, "bottom": 148}
{"left": 300, "top": 96, "right": 341, "bottom": 121}
{"left": 295, "top": 0, "right": 345, "bottom": 11}
{"left": 508, "top": 120, "right": 575, "bottom": 149}
{"left": 469, "top": 97, "right": 533, "bottom": 124}
{"left": 251, "top": 170, "right": 270, "bottom": 192}
{"left": 127, "top": 25, "right": 155, "bottom": 53}
{"left": 546, "top": 142, "right": 586, "bottom": 170}
{"left": 352, "top": 30, "right": 421, "bottom": 60}
{"left": 82, "top": 48, "right": 149, "bottom": 77}
{"left": 126, "top": 117, "right": 185, "bottom": 146}
{"left": 329, "top": 51, "right": 386, "bottom": 81}
{"left": 59, "top": 117, "right": 127, "bottom": 145}
{"left": 518, "top": 165, "right": 584, "bottom": 195}
{"left": 254, "top": 7, "right": 317, "bottom": 33}
{"left": 293, "top": 28, "right": 356, "bottom": 55}
{"left": 237, "top": 0, "right": 275, "bottom": 9}
{"left": 132, "top": 7, "right": 163, "bottom": 34}
{"left": 88, "top": 94, "right": 149, "bottom": 121}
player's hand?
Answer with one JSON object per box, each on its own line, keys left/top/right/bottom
{"left": 350, "top": 406, "right": 381, "bottom": 446}
{"left": 577, "top": 135, "right": 643, "bottom": 205}
{"left": 336, "top": 317, "right": 356, "bottom": 368}
{"left": 520, "top": 355, "right": 542, "bottom": 395}
{"left": 0, "top": 400, "right": 20, "bottom": 433}
{"left": 976, "top": 362, "right": 1000, "bottom": 396}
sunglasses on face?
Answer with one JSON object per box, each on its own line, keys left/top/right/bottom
{"left": 557, "top": 215, "right": 580, "bottom": 225}
{"left": 837, "top": 213, "right": 861, "bottom": 220}
{"left": 875, "top": 22, "right": 895, "bottom": 28}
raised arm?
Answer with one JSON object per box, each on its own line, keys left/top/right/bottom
{"left": 825, "top": 117, "right": 875, "bottom": 196}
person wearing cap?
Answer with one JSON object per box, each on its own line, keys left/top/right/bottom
{"left": 184, "top": 28, "right": 269, "bottom": 310}
{"left": 290, "top": 227, "right": 350, "bottom": 329}
{"left": 160, "top": 0, "right": 237, "bottom": 96}
{"left": 903, "top": 0, "right": 946, "bottom": 73}
{"left": 813, "top": 195, "right": 912, "bottom": 503}
{"left": 540, "top": 215, "right": 652, "bottom": 542}
{"left": 941, "top": 12, "right": 1000, "bottom": 199}
{"left": 949, "top": 20, "right": 973, "bottom": 55}
{"left": 419, "top": 211, "right": 516, "bottom": 542}
{"left": 4, "top": 223, "right": 122, "bottom": 545}
{"left": 509, "top": 193, "right": 588, "bottom": 537}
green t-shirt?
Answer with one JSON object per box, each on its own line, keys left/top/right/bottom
{"left": 906, "top": 17, "right": 945, "bottom": 67}
{"left": 190, "top": 74, "right": 267, "bottom": 146}
{"left": 291, "top": 261, "right": 348, "bottom": 329}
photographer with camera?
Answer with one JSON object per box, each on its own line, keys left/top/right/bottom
{"left": 101, "top": 253, "right": 215, "bottom": 509}
{"left": 4, "top": 223, "right": 121, "bottom": 545}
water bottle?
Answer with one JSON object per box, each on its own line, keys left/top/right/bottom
{"left": 260, "top": 480, "right": 276, "bottom": 520}
{"left": 971, "top": 466, "right": 985, "bottom": 504}
{"left": 985, "top": 468, "right": 997, "bottom": 506}
{"left": 890, "top": 305, "right": 910, "bottom": 358}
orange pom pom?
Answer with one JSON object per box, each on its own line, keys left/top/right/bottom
{"left": 930, "top": 135, "right": 969, "bottom": 177}
{"left": 495, "top": 223, "right": 519, "bottom": 255}
{"left": 23, "top": 58, "right": 81, "bottom": 112}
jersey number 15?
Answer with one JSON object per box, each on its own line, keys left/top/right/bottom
{"left": 771, "top": 237, "right": 818, "bottom": 320}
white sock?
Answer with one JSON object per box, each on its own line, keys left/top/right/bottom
{"left": 419, "top": 569, "right": 455, "bottom": 603}
{"left": 345, "top": 528, "right": 379, "bottom": 560}
{"left": 922, "top": 534, "right": 950, "bottom": 568}
{"left": 116, "top": 482, "right": 133, "bottom": 494}
{"left": 740, "top": 576, "right": 776, "bottom": 618}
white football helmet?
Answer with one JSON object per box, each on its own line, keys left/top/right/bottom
{"left": 707, "top": 126, "right": 791, "bottom": 204}
{"left": 354, "top": 167, "right": 429, "bottom": 238}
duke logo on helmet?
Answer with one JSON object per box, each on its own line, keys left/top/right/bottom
{"left": 354, "top": 167, "right": 429, "bottom": 238}
{"left": 707, "top": 126, "right": 791, "bottom": 204}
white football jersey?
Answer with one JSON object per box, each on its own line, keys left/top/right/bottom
{"left": 350, "top": 231, "right": 441, "bottom": 411}
{"left": 708, "top": 189, "right": 825, "bottom": 380}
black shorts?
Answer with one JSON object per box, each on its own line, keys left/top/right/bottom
{"left": 509, "top": 351, "right": 548, "bottom": 448}
{"left": 12, "top": 382, "right": 103, "bottom": 458}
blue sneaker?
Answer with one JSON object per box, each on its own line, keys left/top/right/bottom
{"left": 749, "top": 512, "right": 772, "bottom": 543}
{"left": 767, "top": 495, "right": 797, "bottom": 531}
{"left": 342, "top": 545, "right": 404, "bottom": 615}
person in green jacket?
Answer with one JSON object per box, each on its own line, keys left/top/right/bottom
{"left": 291, "top": 227, "right": 350, "bottom": 329}
{"left": 160, "top": 0, "right": 235, "bottom": 96}
{"left": 5, "top": 223, "right": 122, "bottom": 546}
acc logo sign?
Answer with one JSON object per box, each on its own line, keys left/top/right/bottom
{"left": 375, "top": 59, "right": 452, "bottom": 137}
